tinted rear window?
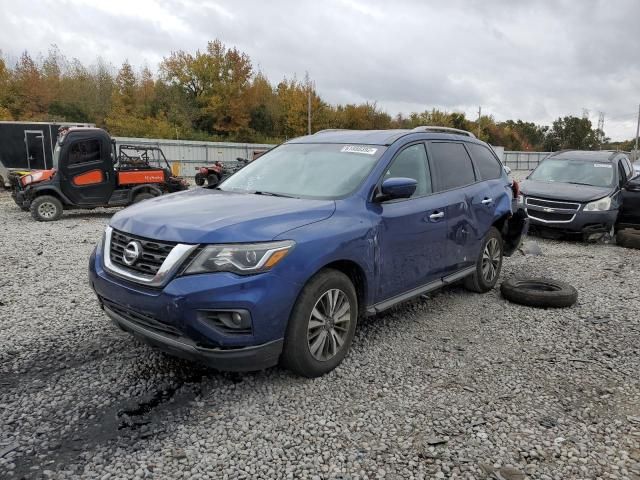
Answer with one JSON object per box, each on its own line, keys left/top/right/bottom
{"left": 429, "top": 142, "right": 476, "bottom": 191}
{"left": 467, "top": 143, "right": 502, "bottom": 180}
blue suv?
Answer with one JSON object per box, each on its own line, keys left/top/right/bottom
{"left": 89, "top": 127, "right": 527, "bottom": 377}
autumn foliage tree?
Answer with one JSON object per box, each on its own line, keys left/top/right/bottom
{"left": 0, "top": 41, "right": 610, "bottom": 149}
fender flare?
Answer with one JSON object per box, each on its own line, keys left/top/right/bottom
{"left": 26, "top": 185, "right": 73, "bottom": 206}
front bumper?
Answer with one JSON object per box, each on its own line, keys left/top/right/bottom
{"left": 89, "top": 247, "right": 301, "bottom": 372}
{"left": 527, "top": 208, "right": 618, "bottom": 235}
{"left": 105, "top": 304, "right": 283, "bottom": 371}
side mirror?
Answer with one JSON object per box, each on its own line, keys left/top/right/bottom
{"left": 376, "top": 177, "right": 417, "bottom": 201}
{"left": 503, "top": 165, "right": 512, "bottom": 175}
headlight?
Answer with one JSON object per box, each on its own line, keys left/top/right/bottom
{"left": 184, "top": 240, "right": 295, "bottom": 275}
{"left": 583, "top": 196, "right": 611, "bottom": 212}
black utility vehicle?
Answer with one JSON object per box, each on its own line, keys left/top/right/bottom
{"left": 12, "top": 128, "right": 188, "bottom": 221}
{"left": 519, "top": 150, "right": 636, "bottom": 241}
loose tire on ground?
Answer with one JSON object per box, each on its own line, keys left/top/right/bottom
{"left": 464, "top": 227, "right": 503, "bottom": 293}
{"left": 30, "top": 195, "right": 63, "bottom": 222}
{"left": 194, "top": 173, "right": 205, "bottom": 186}
{"left": 207, "top": 173, "right": 220, "bottom": 186}
{"left": 281, "top": 269, "right": 358, "bottom": 378}
{"left": 133, "top": 192, "right": 155, "bottom": 204}
{"left": 616, "top": 228, "right": 640, "bottom": 250}
{"left": 501, "top": 277, "right": 578, "bottom": 308}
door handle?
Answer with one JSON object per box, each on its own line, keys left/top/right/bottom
{"left": 429, "top": 211, "right": 445, "bottom": 220}
{"left": 481, "top": 198, "right": 493, "bottom": 205}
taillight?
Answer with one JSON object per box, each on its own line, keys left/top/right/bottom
{"left": 511, "top": 179, "right": 520, "bottom": 198}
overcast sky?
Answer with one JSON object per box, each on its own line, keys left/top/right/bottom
{"left": 1, "top": 0, "right": 639, "bottom": 140}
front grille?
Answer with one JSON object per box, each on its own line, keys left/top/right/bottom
{"left": 101, "top": 296, "right": 181, "bottom": 337}
{"left": 525, "top": 196, "right": 580, "bottom": 223}
{"left": 110, "top": 229, "right": 176, "bottom": 275}
{"left": 525, "top": 197, "right": 580, "bottom": 212}
{"left": 527, "top": 210, "right": 574, "bottom": 222}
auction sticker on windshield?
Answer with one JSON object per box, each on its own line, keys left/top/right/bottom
{"left": 594, "top": 163, "right": 612, "bottom": 168}
{"left": 341, "top": 145, "right": 378, "bottom": 155}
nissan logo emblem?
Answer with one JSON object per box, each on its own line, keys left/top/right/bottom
{"left": 123, "top": 241, "right": 142, "bottom": 266}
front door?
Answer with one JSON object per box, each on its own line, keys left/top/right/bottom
{"left": 24, "top": 130, "right": 46, "bottom": 169}
{"left": 60, "top": 136, "right": 114, "bottom": 205}
{"left": 375, "top": 143, "right": 449, "bottom": 302}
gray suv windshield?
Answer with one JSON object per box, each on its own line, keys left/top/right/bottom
{"left": 529, "top": 159, "right": 614, "bottom": 188}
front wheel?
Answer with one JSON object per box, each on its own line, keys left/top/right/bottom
{"left": 464, "top": 227, "right": 503, "bottom": 293}
{"left": 30, "top": 195, "right": 63, "bottom": 222}
{"left": 282, "top": 269, "right": 358, "bottom": 377}
{"left": 194, "top": 173, "right": 205, "bottom": 186}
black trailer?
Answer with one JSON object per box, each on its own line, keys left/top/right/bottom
{"left": 0, "top": 121, "right": 94, "bottom": 170}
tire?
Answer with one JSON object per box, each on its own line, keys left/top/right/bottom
{"left": 207, "top": 174, "right": 219, "bottom": 186}
{"left": 464, "top": 227, "right": 503, "bottom": 293}
{"left": 501, "top": 277, "right": 578, "bottom": 308}
{"left": 30, "top": 195, "right": 63, "bottom": 222}
{"left": 194, "top": 173, "right": 205, "bottom": 186}
{"left": 616, "top": 228, "right": 640, "bottom": 250}
{"left": 282, "top": 269, "right": 358, "bottom": 378}
{"left": 133, "top": 192, "right": 155, "bottom": 204}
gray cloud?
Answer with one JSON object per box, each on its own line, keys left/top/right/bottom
{"left": 1, "top": 0, "right": 639, "bottom": 140}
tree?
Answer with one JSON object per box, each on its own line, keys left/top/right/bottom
{"left": 544, "top": 116, "right": 601, "bottom": 151}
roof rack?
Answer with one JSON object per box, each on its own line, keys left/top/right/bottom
{"left": 313, "top": 129, "right": 350, "bottom": 135}
{"left": 411, "top": 126, "right": 476, "bottom": 138}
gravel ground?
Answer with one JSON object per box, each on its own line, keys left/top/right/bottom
{"left": 0, "top": 187, "right": 639, "bottom": 480}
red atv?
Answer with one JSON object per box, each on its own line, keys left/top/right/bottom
{"left": 194, "top": 158, "right": 249, "bottom": 186}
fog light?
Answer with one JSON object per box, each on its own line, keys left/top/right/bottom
{"left": 198, "top": 309, "right": 252, "bottom": 334}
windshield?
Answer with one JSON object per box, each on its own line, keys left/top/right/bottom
{"left": 219, "top": 143, "right": 386, "bottom": 199}
{"left": 529, "top": 159, "right": 614, "bottom": 188}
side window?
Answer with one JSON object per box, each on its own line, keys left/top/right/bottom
{"left": 621, "top": 158, "right": 633, "bottom": 179}
{"left": 467, "top": 143, "right": 502, "bottom": 180}
{"left": 429, "top": 142, "right": 476, "bottom": 191}
{"left": 68, "top": 140, "right": 101, "bottom": 166}
{"left": 618, "top": 161, "right": 627, "bottom": 186}
{"left": 383, "top": 143, "right": 431, "bottom": 197}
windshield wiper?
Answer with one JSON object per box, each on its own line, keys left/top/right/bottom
{"left": 252, "top": 190, "right": 298, "bottom": 198}
{"left": 565, "top": 181, "right": 596, "bottom": 186}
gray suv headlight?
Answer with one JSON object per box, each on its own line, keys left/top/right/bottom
{"left": 184, "top": 240, "right": 295, "bottom": 275}
{"left": 583, "top": 196, "right": 611, "bottom": 212}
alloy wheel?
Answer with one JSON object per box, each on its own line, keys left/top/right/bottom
{"left": 481, "top": 237, "right": 501, "bottom": 283}
{"left": 38, "top": 202, "right": 57, "bottom": 219}
{"left": 307, "top": 289, "right": 351, "bottom": 361}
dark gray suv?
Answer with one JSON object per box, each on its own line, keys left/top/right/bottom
{"left": 519, "top": 150, "right": 636, "bottom": 241}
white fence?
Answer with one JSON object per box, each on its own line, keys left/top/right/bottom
{"left": 114, "top": 136, "right": 274, "bottom": 176}
{"left": 502, "top": 151, "right": 551, "bottom": 171}
{"left": 113, "top": 136, "right": 555, "bottom": 176}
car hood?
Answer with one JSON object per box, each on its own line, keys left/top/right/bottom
{"left": 520, "top": 179, "right": 612, "bottom": 203}
{"left": 110, "top": 188, "right": 336, "bottom": 244}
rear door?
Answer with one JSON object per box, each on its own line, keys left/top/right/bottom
{"left": 465, "top": 142, "right": 506, "bottom": 235}
{"left": 376, "top": 143, "right": 449, "bottom": 301}
{"left": 60, "top": 136, "right": 114, "bottom": 205}
{"left": 427, "top": 141, "right": 479, "bottom": 272}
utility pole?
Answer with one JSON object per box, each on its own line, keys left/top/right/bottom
{"left": 635, "top": 103, "right": 640, "bottom": 152}
{"left": 307, "top": 85, "right": 311, "bottom": 135}
{"left": 597, "top": 112, "right": 605, "bottom": 149}
{"left": 477, "top": 106, "right": 482, "bottom": 138}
